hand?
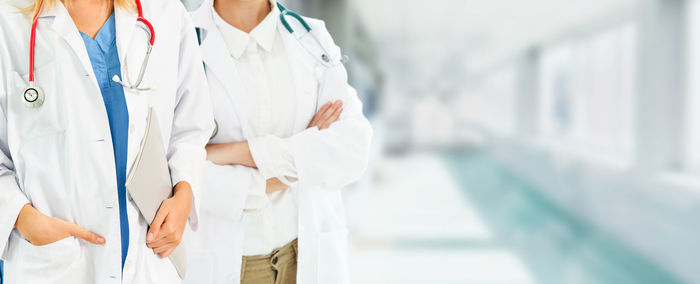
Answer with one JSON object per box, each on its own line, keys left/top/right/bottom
{"left": 266, "top": 178, "right": 288, "bottom": 194}
{"left": 146, "top": 181, "right": 192, "bottom": 258}
{"left": 15, "top": 204, "right": 105, "bottom": 246}
{"left": 308, "top": 100, "right": 343, "bottom": 130}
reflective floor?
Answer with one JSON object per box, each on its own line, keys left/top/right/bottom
{"left": 345, "top": 151, "right": 682, "bottom": 284}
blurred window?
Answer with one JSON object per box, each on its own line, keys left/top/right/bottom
{"left": 539, "top": 22, "right": 637, "bottom": 159}
{"left": 456, "top": 65, "right": 517, "bottom": 136}
{"left": 483, "top": 65, "right": 517, "bottom": 136}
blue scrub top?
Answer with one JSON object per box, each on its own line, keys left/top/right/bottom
{"left": 80, "top": 13, "right": 130, "bottom": 271}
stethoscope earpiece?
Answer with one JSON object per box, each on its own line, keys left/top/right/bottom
{"left": 23, "top": 86, "right": 45, "bottom": 108}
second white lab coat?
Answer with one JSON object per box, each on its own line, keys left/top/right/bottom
{"left": 185, "top": 2, "right": 373, "bottom": 283}
{"left": 0, "top": 0, "right": 213, "bottom": 283}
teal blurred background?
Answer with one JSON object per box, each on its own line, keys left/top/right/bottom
{"left": 182, "top": 0, "right": 700, "bottom": 283}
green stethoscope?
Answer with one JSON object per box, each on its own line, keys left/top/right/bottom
{"left": 210, "top": 2, "right": 348, "bottom": 140}
{"left": 277, "top": 2, "right": 348, "bottom": 67}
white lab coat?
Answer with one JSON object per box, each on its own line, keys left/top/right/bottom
{"left": 184, "top": 2, "right": 373, "bottom": 283}
{"left": 0, "top": 0, "right": 213, "bottom": 283}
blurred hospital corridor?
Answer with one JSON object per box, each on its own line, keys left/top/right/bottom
{"left": 345, "top": 151, "right": 682, "bottom": 284}
{"left": 283, "top": 0, "right": 700, "bottom": 282}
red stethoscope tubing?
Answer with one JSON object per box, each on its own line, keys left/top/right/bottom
{"left": 28, "top": 0, "right": 154, "bottom": 84}
{"left": 135, "top": 0, "right": 155, "bottom": 46}
{"left": 28, "top": 7, "right": 41, "bottom": 83}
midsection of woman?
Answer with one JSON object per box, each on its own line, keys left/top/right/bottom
{"left": 186, "top": 0, "right": 373, "bottom": 283}
{"left": 210, "top": 0, "right": 301, "bottom": 259}
{"left": 0, "top": 0, "right": 213, "bottom": 283}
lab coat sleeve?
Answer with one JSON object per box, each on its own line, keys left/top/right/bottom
{"left": 200, "top": 160, "right": 267, "bottom": 217}
{"left": 167, "top": 11, "right": 215, "bottom": 231}
{"left": 200, "top": 161, "right": 257, "bottom": 221}
{"left": 248, "top": 135, "right": 298, "bottom": 187}
{"left": 0, "top": 63, "right": 29, "bottom": 260}
{"left": 0, "top": 148, "right": 27, "bottom": 261}
{"left": 231, "top": 139, "right": 272, "bottom": 211}
{"left": 288, "top": 23, "right": 373, "bottom": 190}
{"left": 243, "top": 169, "right": 270, "bottom": 211}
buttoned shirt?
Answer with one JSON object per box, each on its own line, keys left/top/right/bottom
{"left": 212, "top": 2, "right": 300, "bottom": 256}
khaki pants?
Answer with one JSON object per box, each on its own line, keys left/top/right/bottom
{"left": 241, "top": 239, "right": 298, "bottom": 284}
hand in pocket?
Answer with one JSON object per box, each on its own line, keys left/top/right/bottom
{"left": 15, "top": 204, "right": 105, "bottom": 246}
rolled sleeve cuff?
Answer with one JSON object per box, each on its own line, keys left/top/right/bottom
{"left": 248, "top": 135, "right": 298, "bottom": 183}
{"left": 0, "top": 176, "right": 28, "bottom": 260}
{"left": 170, "top": 167, "right": 200, "bottom": 231}
{"left": 243, "top": 170, "right": 269, "bottom": 212}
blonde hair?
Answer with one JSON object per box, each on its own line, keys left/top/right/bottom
{"left": 25, "top": 0, "right": 136, "bottom": 15}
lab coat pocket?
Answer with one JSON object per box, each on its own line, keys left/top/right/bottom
{"left": 9, "top": 68, "right": 64, "bottom": 140}
{"left": 316, "top": 229, "right": 349, "bottom": 284}
{"left": 14, "top": 236, "right": 86, "bottom": 282}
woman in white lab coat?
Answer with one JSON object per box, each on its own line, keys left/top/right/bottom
{"left": 0, "top": 0, "right": 212, "bottom": 282}
{"left": 185, "top": 0, "right": 372, "bottom": 283}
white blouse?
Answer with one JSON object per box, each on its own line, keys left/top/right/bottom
{"left": 212, "top": 2, "right": 300, "bottom": 257}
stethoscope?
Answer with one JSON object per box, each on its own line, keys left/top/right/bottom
{"left": 277, "top": 2, "right": 348, "bottom": 67}
{"left": 24, "top": 0, "right": 155, "bottom": 108}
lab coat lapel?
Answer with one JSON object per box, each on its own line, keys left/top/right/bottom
{"left": 194, "top": 7, "right": 253, "bottom": 138}
{"left": 115, "top": 6, "right": 137, "bottom": 65}
{"left": 48, "top": 3, "right": 100, "bottom": 92}
{"left": 279, "top": 22, "right": 319, "bottom": 133}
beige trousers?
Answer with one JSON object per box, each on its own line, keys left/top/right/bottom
{"left": 241, "top": 239, "right": 298, "bottom": 284}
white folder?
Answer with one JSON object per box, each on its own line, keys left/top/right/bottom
{"left": 125, "top": 108, "right": 187, "bottom": 279}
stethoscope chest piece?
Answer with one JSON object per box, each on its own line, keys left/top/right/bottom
{"left": 23, "top": 85, "right": 45, "bottom": 108}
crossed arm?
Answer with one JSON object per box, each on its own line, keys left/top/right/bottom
{"left": 206, "top": 100, "right": 344, "bottom": 193}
